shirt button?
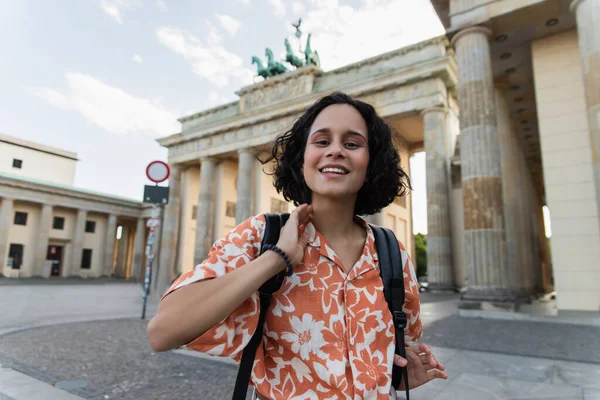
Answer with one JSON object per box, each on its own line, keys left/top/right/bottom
{"left": 350, "top": 337, "right": 355, "bottom": 345}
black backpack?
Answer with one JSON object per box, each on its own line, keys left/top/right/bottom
{"left": 232, "top": 213, "right": 410, "bottom": 399}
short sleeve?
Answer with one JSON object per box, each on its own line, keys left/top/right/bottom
{"left": 398, "top": 241, "right": 423, "bottom": 345}
{"left": 160, "top": 214, "right": 266, "bottom": 361}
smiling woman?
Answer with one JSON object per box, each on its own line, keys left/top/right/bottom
{"left": 264, "top": 92, "right": 412, "bottom": 216}
{"left": 146, "top": 92, "right": 447, "bottom": 400}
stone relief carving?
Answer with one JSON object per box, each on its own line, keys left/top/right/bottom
{"left": 239, "top": 68, "right": 318, "bottom": 112}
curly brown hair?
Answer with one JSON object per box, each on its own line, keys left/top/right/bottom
{"left": 261, "top": 92, "right": 411, "bottom": 216}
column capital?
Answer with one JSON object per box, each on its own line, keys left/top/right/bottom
{"left": 200, "top": 156, "right": 217, "bottom": 163}
{"left": 570, "top": 0, "right": 585, "bottom": 12}
{"left": 167, "top": 163, "right": 182, "bottom": 175}
{"left": 237, "top": 147, "right": 257, "bottom": 156}
{"left": 450, "top": 26, "right": 493, "bottom": 48}
{"left": 420, "top": 106, "right": 448, "bottom": 116}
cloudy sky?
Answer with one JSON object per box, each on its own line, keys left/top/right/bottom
{"left": 0, "top": 0, "right": 444, "bottom": 233}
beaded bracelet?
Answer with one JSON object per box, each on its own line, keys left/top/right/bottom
{"left": 262, "top": 244, "right": 293, "bottom": 276}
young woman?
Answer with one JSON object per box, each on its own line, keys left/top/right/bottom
{"left": 147, "top": 92, "right": 447, "bottom": 399}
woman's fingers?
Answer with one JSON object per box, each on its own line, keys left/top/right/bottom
{"left": 394, "top": 354, "right": 408, "bottom": 367}
{"left": 297, "top": 204, "right": 312, "bottom": 225}
{"left": 427, "top": 369, "right": 448, "bottom": 380}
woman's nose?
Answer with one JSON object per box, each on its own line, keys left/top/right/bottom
{"left": 326, "top": 143, "right": 345, "bottom": 158}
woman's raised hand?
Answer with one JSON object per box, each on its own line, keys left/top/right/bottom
{"left": 276, "top": 204, "right": 313, "bottom": 266}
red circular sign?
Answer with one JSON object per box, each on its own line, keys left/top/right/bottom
{"left": 146, "top": 161, "right": 170, "bottom": 183}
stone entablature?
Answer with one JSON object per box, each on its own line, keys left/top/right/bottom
{"left": 0, "top": 173, "right": 144, "bottom": 218}
{"left": 179, "top": 102, "right": 240, "bottom": 133}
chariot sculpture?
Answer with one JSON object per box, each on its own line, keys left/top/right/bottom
{"left": 251, "top": 18, "right": 320, "bottom": 80}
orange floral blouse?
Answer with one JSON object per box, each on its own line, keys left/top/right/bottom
{"left": 163, "top": 214, "right": 422, "bottom": 400}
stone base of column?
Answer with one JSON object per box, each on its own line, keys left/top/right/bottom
{"left": 459, "top": 287, "right": 535, "bottom": 314}
{"left": 427, "top": 282, "right": 456, "bottom": 292}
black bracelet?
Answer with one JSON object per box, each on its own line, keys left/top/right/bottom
{"left": 262, "top": 244, "right": 293, "bottom": 276}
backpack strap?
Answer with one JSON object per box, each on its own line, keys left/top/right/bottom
{"left": 232, "top": 213, "right": 290, "bottom": 400}
{"left": 370, "top": 225, "right": 410, "bottom": 399}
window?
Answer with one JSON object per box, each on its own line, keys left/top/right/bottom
{"left": 8, "top": 244, "right": 24, "bottom": 270}
{"left": 271, "top": 198, "right": 289, "bottom": 214}
{"left": 85, "top": 220, "right": 96, "bottom": 233}
{"left": 53, "top": 217, "right": 65, "bottom": 230}
{"left": 191, "top": 205, "right": 198, "bottom": 220}
{"left": 225, "top": 201, "right": 236, "bottom": 218}
{"left": 81, "top": 249, "right": 93, "bottom": 269}
{"left": 14, "top": 212, "right": 27, "bottom": 225}
{"left": 12, "top": 159, "right": 22, "bottom": 169}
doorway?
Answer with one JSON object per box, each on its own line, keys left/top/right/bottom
{"left": 47, "top": 245, "right": 63, "bottom": 277}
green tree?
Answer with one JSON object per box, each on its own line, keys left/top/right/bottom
{"left": 414, "top": 233, "right": 427, "bottom": 278}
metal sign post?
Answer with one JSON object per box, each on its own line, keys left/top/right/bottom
{"left": 141, "top": 205, "right": 159, "bottom": 320}
{"left": 141, "top": 161, "right": 170, "bottom": 320}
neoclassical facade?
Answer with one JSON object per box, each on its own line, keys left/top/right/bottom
{"left": 154, "top": 0, "right": 600, "bottom": 313}
{"left": 0, "top": 134, "right": 151, "bottom": 280}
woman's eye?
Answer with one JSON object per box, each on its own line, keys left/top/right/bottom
{"left": 345, "top": 142, "right": 359, "bottom": 149}
{"left": 315, "top": 140, "right": 329, "bottom": 146}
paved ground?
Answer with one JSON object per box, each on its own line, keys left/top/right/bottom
{"left": 1, "top": 283, "right": 599, "bottom": 399}
{"left": 0, "top": 280, "right": 157, "bottom": 336}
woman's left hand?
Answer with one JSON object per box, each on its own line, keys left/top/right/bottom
{"left": 394, "top": 343, "right": 448, "bottom": 390}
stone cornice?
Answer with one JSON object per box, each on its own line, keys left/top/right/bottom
{"left": 0, "top": 174, "right": 143, "bottom": 217}
{"left": 324, "top": 36, "right": 450, "bottom": 76}
{"left": 178, "top": 101, "right": 240, "bottom": 124}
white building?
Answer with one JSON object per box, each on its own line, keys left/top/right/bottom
{"left": 0, "top": 133, "right": 150, "bottom": 280}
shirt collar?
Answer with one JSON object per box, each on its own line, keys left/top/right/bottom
{"left": 303, "top": 215, "right": 380, "bottom": 278}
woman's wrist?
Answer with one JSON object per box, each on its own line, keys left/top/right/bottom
{"left": 262, "top": 244, "right": 293, "bottom": 276}
{"left": 259, "top": 249, "right": 287, "bottom": 275}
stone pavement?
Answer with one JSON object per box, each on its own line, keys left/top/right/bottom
{"left": 0, "top": 283, "right": 598, "bottom": 399}
{"left": 0, "top": 280, "right": 157, "bottom": 336}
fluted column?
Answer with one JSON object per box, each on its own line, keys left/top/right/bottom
{"left": 571, "top": 0, "right": 600, "bottom": 224}
{"left": 103, "top": 214, "right": 118, "bottom": 276}
{"left": 133, "top": 217, "right": 145, "bottom": 280}
{"left": 495, "top": 85, "right": 536, "bottom": 300}
{"left": 69, "top": 209, "right": 87, "bottom": 277}
{"left": 422, "top": 107, "right": 454, "bottom": 290}
{"left": 35, "top": 204, "right": 53, "bottom": 277}
{"left": 155, "top": 165, "right": 181, "bottom": 295}
{"left": 451, "top": 27, "right": 510, "bottom": 302}
{"left": 236, "top": 149, "right": 255, "bottom": 224}
{"left": 0, "top": 198, "right": 14, "bottom": 276}
{"left": 194, "top": 158, "right": 217, "bottom": 266}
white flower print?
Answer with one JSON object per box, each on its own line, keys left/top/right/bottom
{"left": 281, "top": 313, "right": 326, "bottom": 360}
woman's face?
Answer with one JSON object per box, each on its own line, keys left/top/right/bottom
{"left": 303, "top": 104, "right": 370, "bottom": 202}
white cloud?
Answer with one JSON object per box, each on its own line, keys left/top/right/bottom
{"left": 291, "top": 1, "right": 305, "bottom": 16}
{"left": 237, "top": 0, "right": 250, "bottom": 4}
{"left": 133, "top": 54, "right": 143, "bottom": 63}
{"left": 32, "top": 73, "right": 179, "bottom": 137}
{"left": 30, "top": 87, "right": 73, "bottom": 110}
{"left": 156, "top": 25, "right": 254, "bottom": 88}
{"left": 215, "top": 14, "right": 241, "bottom": 36}
{"left": 207, "top": 91, "right": 234, "bottom": 107}
{"left": 268, "top": 0, "right": 286, "bottom": 18}
{"left": 156, "top": 0, "right": 167, "bottom": 11}
{"left": 299, "top": 0, "right": 444, "bottom": 70}
{"left": 99, "top": 0, "right": 141, "bottom": 24}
